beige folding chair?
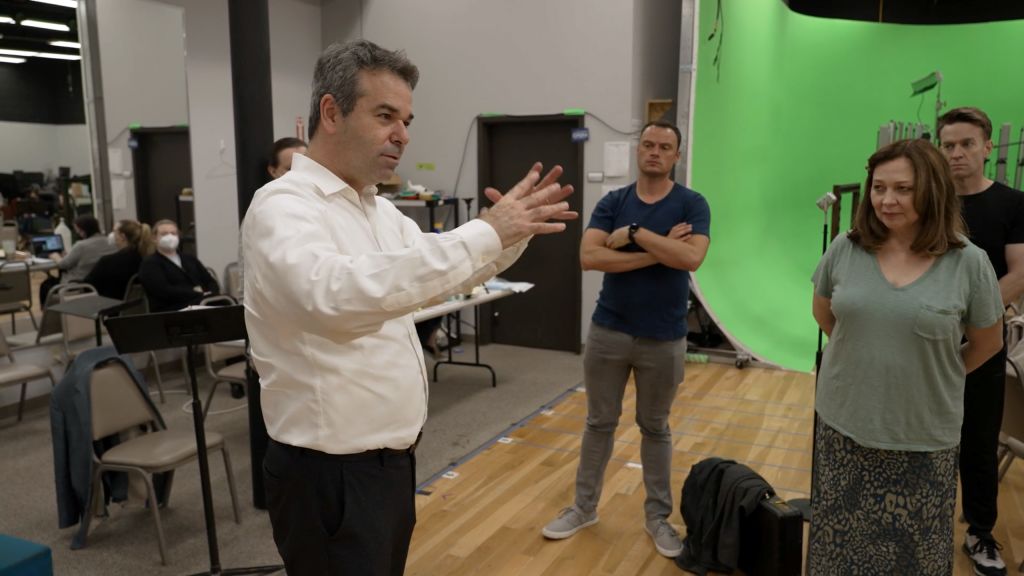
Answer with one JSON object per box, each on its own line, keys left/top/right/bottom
{"left": 122, "top": 274, "right": 164, "bottom": 402}
{"left": 55, "top": 283, "right": 100, "bottom": 363}
{"left": 0, "top": 330, "right": 56, "bottom": 422}
{"left": 223, "top": 261, "right": 241, "bottom": 300}
{"left": 0, "top": 261, "right": 37, "bottom": 333}
{"left": 198, "top": 295, "right": 244, "bottom": 421}
{"left": 1000, "top": 352, "right": 1024, "bottom": 572}
{"left": 80, "top": 360, "right": 240, "bottom": 566}
{"left": 6, "top": 282, "right": 95, "bottom": 360}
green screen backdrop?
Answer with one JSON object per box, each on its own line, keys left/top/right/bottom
{"left": 690, "top": 0, "right": 1024, "bottom": 371}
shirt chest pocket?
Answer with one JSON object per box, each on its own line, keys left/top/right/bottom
{"left": 912, "top": 304, "right": 961, "bottom": 340}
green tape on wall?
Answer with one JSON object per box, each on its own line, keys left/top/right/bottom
{"left": 691, "top": 0, "right": 1024, "bottom": 371}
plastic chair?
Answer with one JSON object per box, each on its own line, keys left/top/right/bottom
{"left": 79, "top": 360, "right": 240, "bottom": 566}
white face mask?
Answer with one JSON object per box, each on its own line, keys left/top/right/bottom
{"left": 107, "top": 232, "right": 117, "bottom": 246}
{"left": 158, "top": 233, "right": 179, "bottom": 251}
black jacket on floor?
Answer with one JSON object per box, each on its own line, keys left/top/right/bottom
{"left": 675, "top": 457, "right": 773, "bottom": 575}
{"left": 138, "top": 252, "right": 218, "bottom": 312}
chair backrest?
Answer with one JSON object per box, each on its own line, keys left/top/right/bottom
{"left": 0, "top": 262, "right": 32, "bottom": 307}
{"left": 205, "top": 266, "right": 221, "bottom": 295}
{"left": 57, "top": 284, "right": 99, "bottom": 344}
{"left": 121, "top": 274, "right": 149, "bottom": 315}
{"left": 1004, "top": 357, "right": 1024, "bottom": 444}
{"left": 196, "top": 294, "right": 242, "bottom": 364}
{"left": 223, "top": 261, "right": 241, "bottom": 300}
{"left": 89, "top": 361, "right": 157, "bottom": 441}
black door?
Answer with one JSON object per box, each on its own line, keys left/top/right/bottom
{"left": 130, "top": 127, "right": 194, "bottom": 253}
{"left": 477, "top": 115, "right": 583, "bottom": 353}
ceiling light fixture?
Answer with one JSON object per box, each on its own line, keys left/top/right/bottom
{"left": 0, "top": 56, "right": 26, "bottom": 64}
{"left": 35, "top": 51, "right": 80, "bottom": 60}
{"left": 0, "top": 48, "right": 38, "bottom": 56}
{"left": 30, "top": 0, "right": 79, "bottom": 8}
{"left": 20, "top": 19, "right": 71, "bottom": 32}
{"left": 49, "top": 40, "right": 80, "bottom": 49}
{"left": 0, "top": 16, "right": 15, "bottom": 25}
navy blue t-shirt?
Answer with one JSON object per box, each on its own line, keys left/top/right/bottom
{"left": 588, "top": 182, "right": 711, "bottom": 341}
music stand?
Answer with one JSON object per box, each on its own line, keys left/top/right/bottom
{"left": 104, "top": 305, "right": 281, "bottom": 576}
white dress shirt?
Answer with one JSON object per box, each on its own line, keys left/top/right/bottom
{"left": 243, "top": 154, "right": 526, "bottom": 454}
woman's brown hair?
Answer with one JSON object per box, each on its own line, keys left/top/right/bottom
{"left": 117, "top": 220, "right": 155, "bottom": 257}
{"left": 849, "top": 139, "right": 965, "bottom": 255}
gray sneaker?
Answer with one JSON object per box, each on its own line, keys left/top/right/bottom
{"left": 645, "top": 519, "right": 683, "bottom": 558}
{"left": 541, "top": 506, "right": 598, "bottom": 539}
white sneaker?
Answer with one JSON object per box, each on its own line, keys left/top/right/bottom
{"left": 963, "top": 531, "right": 1007, "bottom": 576}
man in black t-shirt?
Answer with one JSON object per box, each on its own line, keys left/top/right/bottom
{"left": 938, "top": 106, "right": 1024, "bottom": 576}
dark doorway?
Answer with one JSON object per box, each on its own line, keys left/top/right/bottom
{"left": 130, "top": 127, "right": 194, "bottom": 254}
{"left": 477, "top": 114, "right": 583, "bottom": 353}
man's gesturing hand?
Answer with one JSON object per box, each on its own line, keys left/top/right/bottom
{"left": 478, "top": 163, "right": 577, "bottom": 248}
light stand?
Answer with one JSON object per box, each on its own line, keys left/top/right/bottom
{"left": 788, "top": 192, "right": 836, "bottom": 522}
{"left": 105, "top": 306, "right": 282, "bottom": 576}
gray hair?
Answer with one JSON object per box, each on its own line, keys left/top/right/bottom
{"left": 308, "top": 40, "right": 420, "bottom": 140}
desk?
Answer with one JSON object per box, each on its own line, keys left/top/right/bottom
{"left": 415, "top": 288, "right": 516, "bottom": 387}
{"left": 0, "top": 257, "right": 57, "bottom": 272}
{"left": 49, "top": 296, "right": 139, "bottom": 346}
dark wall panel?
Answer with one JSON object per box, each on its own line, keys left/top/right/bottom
{"left": 0, "top": 60, "right": 85, "bottom": 125}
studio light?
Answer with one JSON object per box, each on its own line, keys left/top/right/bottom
{"left": 49, "top": 40, "right": 80, "bottom": 49}
{"left": 35, "top": 51, "right": 80, "bottom": 60}
{"left": 0, "top": 56, "right": 26, "bottom": 64}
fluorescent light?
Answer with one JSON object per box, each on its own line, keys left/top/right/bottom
{"left": 20, "top": 19, "right": 71, "bottom": 32}
{"left": 35, "top": 51, "right": 80, "bottom": 60}
{"left": 49, "top": 40, "right": 80, "bottom": 49}
{"left": 0, "top": 56, "right": 26, "bottom": 64}
{"left": 0, "top": 16, "right": 15, "bottom": 25}
{"left": 31, "top": 0, "right": 79, "bottom": 8}
{"left": 0, "top": 48, "right": 38, "bottom": 56}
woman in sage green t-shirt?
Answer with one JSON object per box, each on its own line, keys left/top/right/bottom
{"left": 807, "top": 139, "right": 1004, "bottom": 576}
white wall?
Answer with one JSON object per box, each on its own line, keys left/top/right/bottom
{"left": 95, "top": 0, "right": 189, "bottom": 222}
{"left": 269, "top": 0, "right": 322, "bottom": 141}
{"left": 0, "top": 122, "right": 92, "bottom": 176}
{"left": 320, "top": 0, "right": 651, "bottom": 340}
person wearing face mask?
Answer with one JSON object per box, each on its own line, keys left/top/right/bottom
{"left": 138, "top": 219, "right": 219, "bottom": 312}
{"left": 83, "top": 220, "right": 155, "bottom": 299}
{"left": 40, "top": 215, "right": 118, "bottom": 305}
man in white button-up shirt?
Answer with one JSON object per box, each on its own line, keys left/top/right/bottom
{"left": 243, "top": 40, "right": 575, "bottom": 575}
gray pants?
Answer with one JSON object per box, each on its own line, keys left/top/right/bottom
{"left": 574, "top": 323, "right": 685, "bottom": 522}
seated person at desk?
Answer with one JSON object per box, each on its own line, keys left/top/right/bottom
{"left": 83, "top": 220, "right": 154, "bottom": 299}
{"left": 41, "top": 215, "right": 117, "bottom": 304}
{"left": 139, "top": 219, "right": 219, "bottom": 312}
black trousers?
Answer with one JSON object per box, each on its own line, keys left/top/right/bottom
{"left": 959, "top": 341, "right": 1006, "bottom": 535}
{"left": 264, "top": 438, "right": 417, "bottom": 576}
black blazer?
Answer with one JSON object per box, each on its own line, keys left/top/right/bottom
{"left": 83, "top": 248, "right": 143, "bottom": 300}
{"left": 138, "top": 252, "right": 219, "bottom": 312}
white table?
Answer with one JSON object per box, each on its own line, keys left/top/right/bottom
{"left": 415, "top": 288, "right": 516, "bottom": 387}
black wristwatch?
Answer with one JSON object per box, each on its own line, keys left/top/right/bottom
{"left": 628, "top": 222, "right": 640, "bottom": 243}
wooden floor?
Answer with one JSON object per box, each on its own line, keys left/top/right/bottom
{"left": 406, "top": 363, "right": 1024, "bottom": 575}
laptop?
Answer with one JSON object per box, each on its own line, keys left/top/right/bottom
{"left": 31, "top": 234, "right": 65, "bottom": 257}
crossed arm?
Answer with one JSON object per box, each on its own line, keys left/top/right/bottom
{"left": 580, "top": 223, "right": 710, "bottom": 273}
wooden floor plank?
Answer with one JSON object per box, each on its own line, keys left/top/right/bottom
{"left": 408, "top": 363, "right": 1024, "bottom": 575}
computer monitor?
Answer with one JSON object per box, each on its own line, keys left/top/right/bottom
{"left": 31, "top": 234, "right": 65, "bottom": 256}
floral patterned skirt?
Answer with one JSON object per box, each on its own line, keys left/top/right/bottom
{"left": 807, "top": 418, "right": 957, "bottom": 576}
